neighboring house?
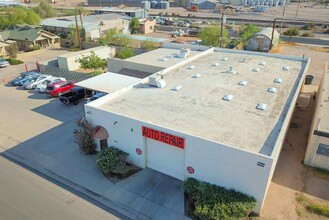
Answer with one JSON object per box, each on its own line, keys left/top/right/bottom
{"left": 139, "top": 19, "right": 156, "bottom": 34}
{"left": 245, "top": 27, "right": 279, "bottom": 52}
{"left": 0, "top": 25, "right": 60, "bottom": 51}
{"left": 41, "top": 13, "right": 131, "bottom": 41}
{"left": 0, "top": 40, "right": 15, "bottom": 57}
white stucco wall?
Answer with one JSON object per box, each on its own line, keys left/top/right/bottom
{"left": 85, "top": 104, "right": 273, "bottom": 214}
{"left": 58, "top": 46, "right": 114, "bottom": 71}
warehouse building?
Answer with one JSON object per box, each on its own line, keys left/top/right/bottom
{"left": 82, "top": 45, "right": 310, "bottom": 214}
{"left": 304, "top": 64, "right": 329, "bottom": 170}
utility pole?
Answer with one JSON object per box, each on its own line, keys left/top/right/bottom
{"left": 270, "top": 18, "right": 277, "bottom": 50}
{"left": 279, "top": 3, "right": 286, "bottom": 33}
{"left": 79, "top": 9, "right": 85, "bottom": 42}
{"left": 295, "top": 0, "right": 300, "bottom": 17}
{"left": 219, "top": 9, "right": 224, "bottom": 48}
{"left": 75, "top": 15, "right": 82, "bottom": 50}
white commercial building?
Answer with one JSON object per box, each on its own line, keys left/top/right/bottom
{"left": 304, "top": 63, "right": 329, "bottom": 170}
{"left": 83, "top": 45, "right": 310, "bottom": 214}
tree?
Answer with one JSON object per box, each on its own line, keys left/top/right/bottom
{"left": 0, "top": 7, "right": 41, "bottom": 30}
{"left": 73, "top": 118, "right": 97, "bottom": 154}
{"left": 6, "top": 44, "right": 18, "bottom": 58}
{"left": 239, "top": 24, "right": 261, "bottom": 46}
{"left": 130, "top": 18, "right": 140, "bottom": 34}
{"left": 67, "top": 27, "right": 80, "bottom": 49}
{"left": 33, "top": 0, "right": 56, "bottom": 18}
{"left": 197, "top": 25, "right": 228, "bottom": 47}
{"left": 76, "top": 51, "right": 107, "bottom": 73}
{"left": 116, "top": 47, "right": 136, "bottom": 59}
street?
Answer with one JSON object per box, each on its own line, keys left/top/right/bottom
{"left": 0, "top": 155, "right": 120, "bottom": 220}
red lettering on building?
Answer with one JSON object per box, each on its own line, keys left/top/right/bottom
{"left": 142, "top": 126, "right": 185, "bottom": 149}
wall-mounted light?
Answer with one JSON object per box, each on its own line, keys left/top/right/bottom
{"left": 86, "top": 111, "right": 92, "bottom": 114}
{"left": 114, "top": 121, "right": 118, "bottom": 125}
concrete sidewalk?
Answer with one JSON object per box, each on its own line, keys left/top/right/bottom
{"left": 0, "top": 117, "right": 187, "bottom": 220}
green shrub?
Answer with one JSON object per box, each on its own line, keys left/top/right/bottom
{"left": 284, "top": 28, "right": 300, "bottom": 36}
{"left": 6, "top": 58, "right": 23, "bottom": 65}
{"left": 184, "top": 178, "right": 256, "bottom": 220}
{"left": 306, "top": 204, "right": 329, "bottom": 217}
{"left": 302, "top": 32, "right": 312, "bottom": 37}
{"left": 303, "top": 23, "right": 314, "bottom": 30}
{"left": 116, "top": 47, "right": 136, "bottom": 59}
{"left": 96, "top": 147, "right": 130, "bottom": 175}
{"left": 90, "top": 71, "right": 103, "bottom": 77}
{"left": 73, "top": 119, "right": 97, "bottom": 154}
{"left": 141, "top": 40, "right": 158, "bottom": 51}
{"left": 25, "top": 44, "right": 41, "bottom": 52}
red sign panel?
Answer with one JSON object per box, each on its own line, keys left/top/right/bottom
{"left": 142, "top": 126, "right": 185, "bottom": 149}
{"left": 187, "top": 166, "right": 195, "bottom": 174}
{"left": 136, "top": 148, "right": 142, "bottom": 155}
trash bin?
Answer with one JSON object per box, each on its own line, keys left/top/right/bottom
{"left": 305, "top": 75, "right": 314, "bottom": 85}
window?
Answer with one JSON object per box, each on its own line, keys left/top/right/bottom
{"left": 149, "top": 26, "right": 153, "bottom": 30}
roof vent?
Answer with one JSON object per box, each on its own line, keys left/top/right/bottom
{"left": 222, "top": 94, "right": 234, "bottom": 101}
{"left": 156, "top": 79, "right": 166, "bottom": 88}
{"left": 283, "top": 66, "right": 290, "bottom": 71}
{"left": 259, "top": 61, "right": 266, "bottom": 66}
{"left": 222, "top": 57, "right": 228, "bottom": 61}
{"left": 256, "top": 103, "right": 267, "bottom": 111}
{"left": 159, "top": 58, "right": 167, "bottom": 61}
{"left": 172, "top": 85, "right": 183, "bottom": 91}
{"left": 149, "top": 75, "right": 161, "bottom": 87}
{"left": 274, "top": 78, "right": 283, "bottom": 83}
{"left": 227, "top": 67, "right": 236, "bottom": 74}
{"left": 267, "top": 87, "right": 277, "bottom": 93}
{"left": 213, "top": 63, "right": 219, "bottom": 67}
{"left": 192, "top": 74, "right": 201, "bottom": 78}
{"left": 238, "top": 80, "right": 247, "bottom": 86}
{"left": 188, "top": 65, "right": 196, "bottom": 69}
{"left": 252, "top": 67, "right": 260, "bottom": 72}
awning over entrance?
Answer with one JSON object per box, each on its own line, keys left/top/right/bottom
{"left": 76, "top": 72, "right": 140, "bottom": 93}
{"left": 93, "top": 125, "right": 109, "bottom": 140}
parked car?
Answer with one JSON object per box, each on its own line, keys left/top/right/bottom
{"left": 0, "top": 58, "right": 9, "bottom": 68}
{"left": 23, "top": 75, "right": 52, "bottom": 90}
{"left": 11, "top": 72, "right": 40, "bottom": 86}
{"left": 36, "top": 77, "right": 66, "bottom": 93}
{"left": 86, "top": 92, "right": 107, "bottom": 103}
{"left": 59, "top": 87, "right": 93, "bottom": 105}
{"left": 46, "top": 81, "right": 74, "bottom": 97}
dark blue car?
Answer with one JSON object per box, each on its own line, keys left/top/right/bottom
{"left": 11, "top": 71, "right": 40, "bottom": 86}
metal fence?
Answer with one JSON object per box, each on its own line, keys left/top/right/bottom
{"left": 43, "top": 65, "right": 93, "bottom": 83}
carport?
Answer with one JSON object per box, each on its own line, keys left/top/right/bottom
{"left": 76, "top": 72, "right": 141, "bottom": 93}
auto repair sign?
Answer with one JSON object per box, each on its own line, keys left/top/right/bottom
{"left": 142, "top": 126, "right": 185, "bottom": 149}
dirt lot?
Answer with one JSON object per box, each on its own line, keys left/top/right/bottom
{"left": 259, "top": 43, "right": 329, "bottom": 219}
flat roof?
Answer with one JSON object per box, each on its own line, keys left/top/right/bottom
{"left": 97, "top": 49, "right": 306, "bottom": 155}
{"left": 76, "top": 72, "right": 140, "bottom": 93}
{"left": 318, "top": 69, "right": 329, "bottom": 132}
{"left": 125, "top": 48, "right": 202, "bottom": 68}
{"left": 96, "top": 7, "right": 144, "bottom": 13}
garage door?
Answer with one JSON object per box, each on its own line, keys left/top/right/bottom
{"left": 146, "top": 138, "right": 185, "bottom": 180}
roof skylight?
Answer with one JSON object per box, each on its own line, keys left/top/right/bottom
{"left": 274, "top": 78, "right": 283, "bottom": 83}
{"left": 222, "top": 94, "right": 234, "bottom": 101}
{"left": 238, "top": 80, "right": 247, "bottom": 86}
{"left": 172, "top": 85, "right": 183, "bottom": 91}
{"left": 256, "top": 103, "right": 267, "bottom": 111}
{"left": 267, "top": 87, "right": 277, "bottom": 93}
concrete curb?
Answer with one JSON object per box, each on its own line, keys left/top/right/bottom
{"left": 1, "top": 150, "right": 151, "bottom": 220}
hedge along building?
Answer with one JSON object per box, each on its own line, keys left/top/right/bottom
{"left": 83, "top": 45, "right": 310, "bottom": 214}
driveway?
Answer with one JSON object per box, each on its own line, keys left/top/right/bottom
{"left": 0, "top": 53, "right": 187, "bottom": 219}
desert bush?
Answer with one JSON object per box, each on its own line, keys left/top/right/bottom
{"left": 6, "top": 58, "right": 23, "bottom": 65}
{"left": 184, "top": 178, "right": 256, "bottom": 220}
{"left": 116, "top": 47, "right": 136, "bottom": 59}
{"left": 73, "top": 118, "right": 97, "bottom": 154}
{"left": 96, "top": 147, "right": 131, "bottom": 175}
{"left": 284, "top": 28, "right": 300, "bottom": 36}
{"left": 302, "top": 32, "right": 312, "bottom": 37}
